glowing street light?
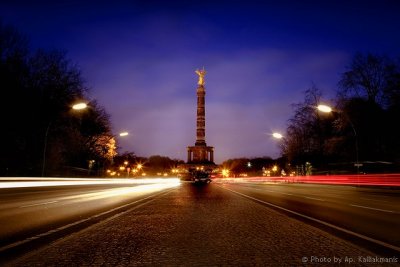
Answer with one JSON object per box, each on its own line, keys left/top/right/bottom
{"left": 119, "top": 132, "right": 129, "bottom": 137}
{"left": 222, "top": 169, "right": 230, "bottom": 178}
{"left": 272, "top": 165, "right": 278, "bottom": 172}
{"left": 72, "top": 102, "right": 88, "bottom": 110}
{"left": 272, "top": 132, "right": 283, "bottom": 139}
{"left": 317, "top": 104, "right": 332, "bottom": 113}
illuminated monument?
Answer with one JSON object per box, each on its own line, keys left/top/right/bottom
{"left": 187, "top": 68, "right": 215, "bottom": 167}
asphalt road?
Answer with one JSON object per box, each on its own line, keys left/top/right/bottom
{"left": 217, "top": 182, "right": 400, "bottom": 250}
{"left": 1, "top": 180, "right": 399, "bottom": 266}
{"left": 0, "top": 178, "right": 180, "bottom": 247}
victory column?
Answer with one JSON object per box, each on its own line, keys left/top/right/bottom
{"left": 184, "top": 68, "right": 216, "bottom": 182}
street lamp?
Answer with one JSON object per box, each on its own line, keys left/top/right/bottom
{"left": 272, "top": 133, "right": 291, "bottom": 176}
{"left": 272, "top": 132, "right": 284, "bottom": 139}
{"left": 109, "top": 131, "right": 129, "bottom": 174}
{"left": 134, "top": 163, "right": 143, "bottom": 177}
{"left": 72, "top": 102, "right": 87, "bottom": 110}
{"left": 42, "top": 102, "right": 88, "bottom": 177}
{"left": 317, "top": 104, "right": 360, "bottom": 174}
{"left": 316, "top": 104, "right": 332, "bottom": 113}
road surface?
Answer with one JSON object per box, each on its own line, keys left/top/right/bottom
{"left": 0, "top": 178, "right": 399, "bottom": 266}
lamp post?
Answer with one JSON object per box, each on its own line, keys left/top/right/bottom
{"left": 109, "top": 131, "right": 129, "bottom": 172}
{"left": 41, "top": 102, "right": 88, "bottom": 177}
{"left": 272, "top": 132, "right": 291, "bottom": 177}
{"left": 317, "top": 104, "right": 360, "bottom": 175}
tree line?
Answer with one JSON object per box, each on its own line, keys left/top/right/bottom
{"left": 111, "top": 153, "right": 184, "bottom": 177}
{"left": 0, "top": 21, "right": 115, "bottom": 176}
{"left": 220, "top": 54, "right": 400, "bottom": 176}
{"left": 281, "top": 53, "right": 400, "bottom": 174}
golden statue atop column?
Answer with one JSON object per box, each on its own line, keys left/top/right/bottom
{"left": 195, "top": 67, "right": 206, "bottom": 86}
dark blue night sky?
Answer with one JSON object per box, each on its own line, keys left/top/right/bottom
{"left": 1, "top": 0, "right": 400, "bottom": 163}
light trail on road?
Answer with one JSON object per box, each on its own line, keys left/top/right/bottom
{"left": 214, "top": 173, "right": 400, "bottom": 187}
{"left": 0, "top": 177, "right": 180, "bottom": 189}
{"left": 0, "top": 177, "right": 181, "bottom": 253}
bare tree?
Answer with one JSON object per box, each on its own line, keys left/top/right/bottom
{"left": 0, "top": 21, "right": 114, "bottom": 176}
{"left": 336, "top": 53, "right": 400, "bottom": 170}
{"left": 338, "top": 52, "right": 397, "bottom": 106}
{"left": 283, "top": 85, "right": 325, "bottom": 165}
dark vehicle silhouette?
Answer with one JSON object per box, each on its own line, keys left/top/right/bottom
{"left": 190, "top": 170, "right": 212, "bottom": 184}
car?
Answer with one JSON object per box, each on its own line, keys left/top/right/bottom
{"left": 191, "top": 170, "right": 212, "bottom": 184}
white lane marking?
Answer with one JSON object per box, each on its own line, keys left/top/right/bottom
{"left": 19, "top": 201, "right": 58, "bottom": 208}
{"left": 264, "top": 188, "right": 320, "bottom": 199}
{"left": 220, "top": 185, "right": 400, "bottom": 253}
{"left": 276, "top": 192, "right": 294, "bottom": 196}
{"left": 304, "top": 196, "right": 325, "bottom": 201}
{"left": 350, "top": 204, "right": 396, "bottom": 213}
{"left": 264, "top": 189, "right": 294, "bottom": 196}
{"left": 359, "top": 197, "right": 390, "bottom": 203}
{"left": 264, "top": 190, "right": 276, "bottom": 193}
